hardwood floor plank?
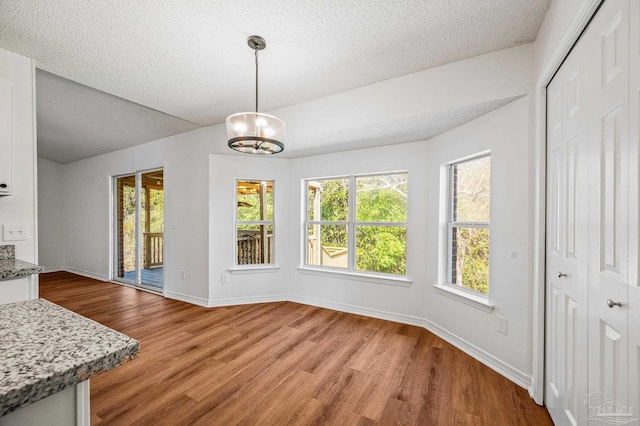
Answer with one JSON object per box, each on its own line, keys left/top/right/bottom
{"left": 38, "top": 272, "right": 553, "bottom": 425}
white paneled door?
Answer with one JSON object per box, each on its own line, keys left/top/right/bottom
{"left": 546, "top": 0, "right": 638, "bottom": 425}
{"left": 587, "top": 0, "right": 631, "bottom": 422}
{"left": 629, "top": 0, "right": 640, "bottom": 419}
{"left": 545, "top": 22, "right": 590, "bottom": 425}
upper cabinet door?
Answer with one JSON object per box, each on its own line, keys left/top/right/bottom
{"left": 0, "top": 77, "right": 14, "bottom": 195}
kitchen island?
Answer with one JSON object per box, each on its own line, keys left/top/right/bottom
{"left": 0, "top": 299, "right": 139, "bottom": 425}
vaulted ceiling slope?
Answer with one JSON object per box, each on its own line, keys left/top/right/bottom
{"left": 37, "top": 70, "right": 201, "bottom": 164}
{"left": 1, "top": 0, "right": 551, "bottom": 128}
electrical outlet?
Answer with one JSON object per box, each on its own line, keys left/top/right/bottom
{"left": 221, "top": 273, "right": 229, "bottom": 283}
{"left": 180, "top": 270, "right": 186, "bottom": 280}
{"left": 497, "top": 315, "right": 508, "bottom": 335}
{"left": 2, "top": 224, "right": 29, "bottom": 241}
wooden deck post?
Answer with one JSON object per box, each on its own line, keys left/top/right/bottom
{"left": 144, "top": 185, "right": 151, "bottom": 269}
{"left": 313, "top": 185, "right": 321, "bottom": 265}
{"left": 117, "top": 179, "right": 125, "bottom": 278}
{"left": 259, "top": 181, "right": 267, "bottom": 263}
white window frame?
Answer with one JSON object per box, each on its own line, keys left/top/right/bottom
{"left": 233, "top": 179, "right": 276, "bottom": 270}
{"left": 301, "top": 171, "right": 409, "bottom": 282}
{"left": 436, "top": 152, "right": 493, "bottom": 310}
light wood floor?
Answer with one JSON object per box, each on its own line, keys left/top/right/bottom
{"left": 39, "top": 272, "right": 552, "bottom": 425}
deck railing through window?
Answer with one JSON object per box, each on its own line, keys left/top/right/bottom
{"left": 143, "top": 232, "right": 163, "bottom": 269}
{"left": 237, "top": 230, "right": 273, "bottom": 264}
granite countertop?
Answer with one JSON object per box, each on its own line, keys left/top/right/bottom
{"left": 0, "top": 259, "right": 44, "bottom": 280}
{"left": 0, "top": 245, "right": 43, "bottom": 280}
{"left": 0, "top": 299, "right": 139, "bottom": 417}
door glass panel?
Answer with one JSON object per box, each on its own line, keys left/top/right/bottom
{"left": 114, "top": 169, "right": 164, "bottom": 291}
{"left": 116, "top": 175, "right": 137, "bottom": 282}
{"left": 140, "top": 170, "right": 164, "bottom": 289}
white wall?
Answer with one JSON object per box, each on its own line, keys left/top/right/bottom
{"left": 534, "top": 0, "right": 587, "bottom": 79}
{"left": 208, "top": 155, "right": 291, "bottom": 305}
{"left": 61, "top": 126, "right": 220, "bottom": 301}
{"left": 425, "top": 97, "right": 531, "bottom": 378}
{"left": 0, "top": 48, "right": 38, "bottom": 303}
{"left": 37, "top": 157, "right": 65, "bottom": 271}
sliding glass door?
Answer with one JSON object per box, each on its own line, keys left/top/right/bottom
{"left": 113, "top": 169, "right": 164, "bottom": 292}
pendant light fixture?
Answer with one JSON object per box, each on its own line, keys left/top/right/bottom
{"left": 226, "top": 35, "right": 285, "bottom": 155}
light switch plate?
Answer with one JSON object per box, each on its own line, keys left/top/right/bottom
{"left": 3, "top": 224, "right": 29, "bottom": 241}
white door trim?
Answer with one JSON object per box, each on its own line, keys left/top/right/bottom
{"left": 531, "top": 0, "right": 604, "bottom": 404}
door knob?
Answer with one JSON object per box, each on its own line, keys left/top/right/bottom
{"left": 558, "top": 272, "right": 568, "bottom": 278}
{"left": 607, "top": 299, "right": 622, "bottom": 308}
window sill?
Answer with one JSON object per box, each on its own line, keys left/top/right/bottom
{"left": 297, "top": 266, "right": 412, "bottom": 287}
{"left": 229, "top": 265, "right": 280, "bottom": 275}
{"left": 433, "top": 283, "right": 495, "bottom": 313}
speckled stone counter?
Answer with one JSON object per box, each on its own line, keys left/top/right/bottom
{"left": 0, "top": 299, "right": 139, "bottom": 417}
{"left": 0, "top": 245, "right": 14, "bottom": 260}
{"left": 0, "top": 245, "right": 43, "bottom": 280}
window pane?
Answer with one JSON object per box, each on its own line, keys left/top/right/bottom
{"left": 356, "top": 174, "right": 407, "bottom": 222}
{"left": 307, "top": 224, "right": 348, "bottom": 268}
{"left": 237, "top": 224, "right": 274, "bottom": 265}
{"left": 307, "top": 178, "right": 348, "bottom": 221}
{"left": 450, "top": 226, "right": 489, "bottom": 294}
{"left": 452, "top": 156, "right": 490, "bottom": 222}
{"left": 237, "top": 180, "right": 274, "bottom": 221}
{"left": 356, "top": 226, "right": 406, "bottom": 275}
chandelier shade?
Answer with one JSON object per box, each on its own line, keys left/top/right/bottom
{"left": 226, "top": 35, "right": 285, "bottom": 155}
{"left": 226, "top": 112, "right": 285, "bottom": 155}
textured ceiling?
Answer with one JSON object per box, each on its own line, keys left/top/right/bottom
{"left": 1, "top": 0, "right": 551, "bottom": 128}
{"left": 36, "top": 70, "right": 201, "bottom": 164}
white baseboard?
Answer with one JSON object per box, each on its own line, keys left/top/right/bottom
{"left": 42, "top": 266, "right": 64, "bottom": 273}
{"left": 287, "top": 294, "right": 425, "bottom": 327}
{"left": 164, "top": 290, "right": 210, "bottom": 308}
{"left": 64, "top": 267, "right": 109, "bottom": 282}
{"left": 287, "top": 293, "right": 531, "bottom": 390}
{"left": 421, "top": 317, "right": 531, "bottom": 389}
{"left": 207, "top": 294, "right": 287, "bottom": 307}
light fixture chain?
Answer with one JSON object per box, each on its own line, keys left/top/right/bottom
{"left": 255, "top": 48, "right": 259, "bottom": 113}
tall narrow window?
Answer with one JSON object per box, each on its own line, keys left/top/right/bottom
{"left": 355, "top": 174, "right": 407, "bottom": 275}
{"left": 305, "top": 172, "right": 408, "bottom": 276}
{"left": 447, "top": 154, "right": 490, "bottom": 294}
{"left": 306, "top": 177, "right": 349, "bottom": 269}
{"left": 236, "top": 180, "right": 274, "bottom": 265}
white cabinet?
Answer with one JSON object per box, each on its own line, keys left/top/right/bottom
{"left": 0, "top": 77, "right": 13, "bottom": 195}
{"left": 0, "top": 381, "right": 89, "bottom": 426}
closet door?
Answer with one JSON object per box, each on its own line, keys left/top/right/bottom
{"left": 545, "top": 65, "right": 564, "bottom": 426}
{"left": 545, "top": 28, "right": 591, "bottom": 426}
{"left": 628, "top": 0, "right": 640, "bottom": 416}
{"left": 546, "top": 1, "right": 638, "bottom": 423}
{"left": 587, "top": 0, "right": 631, "bottom": 416}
